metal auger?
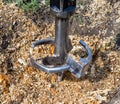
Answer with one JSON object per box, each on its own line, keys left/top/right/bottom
{"left": 30, "top": 0, "right": 92, "bottom": 81}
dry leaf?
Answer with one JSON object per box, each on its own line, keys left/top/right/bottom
{"left": 50, "top": 87, "right": 57, "bottom": 95}
{"left": 0, "top": 74, "right": 9, "bottom": 84}
{"left": 0, "top": 74, "right": 10, "bottom": 94}
{"left": 50, "top": 44, "right": 54, "bottom": 54}
{"left": 0, "top": 74, "right": 4, "bottom": 83}
{"left": 25, "top": 66, "right": 35, "bottom": 74}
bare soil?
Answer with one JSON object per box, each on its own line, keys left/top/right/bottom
{"left": 0, "top": 0, "right": 120, "bottom": 104}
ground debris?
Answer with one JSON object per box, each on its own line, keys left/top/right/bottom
{"left": 0, "top": 1, "right": 120, "bottom": 104}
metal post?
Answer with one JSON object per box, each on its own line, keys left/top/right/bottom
{"left": 54, "top": 17, "right": 69, "bottom": 64}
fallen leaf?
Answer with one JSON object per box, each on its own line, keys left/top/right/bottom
{"left": 25, "top": 66, "right": 35, "bottom": 74}
{"left": 0, "top": 74, "right": 10, "bottom": 94}
{"left": 50, "top": 44, "right": 54, "bottom": 54}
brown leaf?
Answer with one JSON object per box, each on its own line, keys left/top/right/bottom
{"left": 0, "top": 74, "right": 9, "bottom": 84}
{"left": 50, "top": 44, "right": 54, "bottom": 55}
{"left": 0, "top": 74, "right": 10, "bottom": 94}
{"left": 25, "top": 66, "right": 35, "bottom": 74}
{"left": 50, "top": 87, "right": 57, "bottom": 95}
{"left": 0, "top": 74, "right": 4, "bottom": 83}
{"left": 2, "top": 80, "right": 8, "bottom": 94}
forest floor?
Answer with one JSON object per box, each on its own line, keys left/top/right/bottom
{"left": 0, "top": 0, "right": 120, "bottom": 104}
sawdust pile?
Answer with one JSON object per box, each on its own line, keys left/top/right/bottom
{"left": 0, "top": 0, "right": 120, "bottom": 104}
